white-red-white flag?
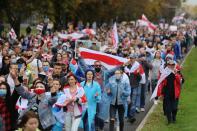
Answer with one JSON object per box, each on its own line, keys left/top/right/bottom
{"left": 150, "top": 67, "right": 173, "bottom": 100}
{"left": 79, "top": 47, "right": 128, "bottom": 70}
{"left": 58, "top": 32, "right": 85, "bottom": 41}
{"left": 141, "top": 14, "right": 157, "bottom": 32}
{"left": 9, "top": 28, "right": 17, "bottom": 39}
{"left": 111, "top": 23, "right": 119, "bottom": 48}
{"left": 124, "top": 61, "right": 146, "bottom": 84}
{"left": 82, "top": 28, "right": 96, "bottom": 36}
{"left": 172, "top": 13, "right": 185, "bottom": 23}
{"left": 36, "top": 24, "right": 43, "bottom": 31}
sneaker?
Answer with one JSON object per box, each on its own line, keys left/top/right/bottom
{"left": 136, "top": 108, "right": 140, "bottom": 113}
{"left": 167, "top": 120, "right": 172, "bottom": 125}
{"left": 104, "top": 119, "right": 109, "bottom": 123}
{"left": 128, "top": 117, "right": 136, "bottom": 123}
{"left": 141, "top": 108, "right": 145, "bottom": 112}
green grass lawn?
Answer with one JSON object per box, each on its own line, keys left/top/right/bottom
{"left": 3, "top": 24, "right": 38, "bottom": 36}
{"left": 141, "top": 47, "right": 197, "bottom": 131}
{"left": 20, "top": 26, "right": 38, "bottom": 36}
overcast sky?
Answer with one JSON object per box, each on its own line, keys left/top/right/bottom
{"left": 186, "top": 0, "right": 197, "bottom": 5}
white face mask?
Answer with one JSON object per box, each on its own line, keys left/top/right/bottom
{"left": 115, "top": 74, "right": 122, "bottom": 80}
{"left": 11, "top": 59, "right": 17, "bottom": 64}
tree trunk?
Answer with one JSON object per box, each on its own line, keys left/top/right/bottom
{"left": 5, "top": 8, "right": 21, "bottom": 38}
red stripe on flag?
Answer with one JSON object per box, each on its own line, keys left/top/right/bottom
{"left": 80, "top": 51, "right": 124, "bottom": 65}
{"left": 71, "top": 59, "right": 77, "bottom": 65}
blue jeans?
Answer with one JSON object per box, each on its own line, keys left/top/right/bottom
{"left": 140, "top": 80, "right": 149, "bottom": 108}
{"left": 129, "top": 86, "right": 141, "bottom": 118}
{"left": 123, "top": 101, "right": 128, "bottom": 117}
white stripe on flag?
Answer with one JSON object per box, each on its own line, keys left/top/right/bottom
{"left": 79, "top": 47, "right": 129, "bottom": 70}
{"left": 112, "top": 23, "right": 119, "bottom": 48}
{"left": 37, "top": 24, "right": 43, "bottom": 31}
{"left": 150, "top": 67, "right": 173, "bottom": 100}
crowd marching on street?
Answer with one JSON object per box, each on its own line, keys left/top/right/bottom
{"left": 0, "top": 15, "right": 196, "bottom": 131}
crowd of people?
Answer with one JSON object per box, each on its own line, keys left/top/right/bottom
{"left": 0, "top": 20, "right": 195, "bottom": 131}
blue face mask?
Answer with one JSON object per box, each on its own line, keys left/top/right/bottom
{"left": 0, "top": 89, "right": 7, "bottom": 97}
{"left": 43, "top": 66, "right": 49, "bottom": 72}
{"left": 18, "top": 64, "right": 23, "bottom": 70}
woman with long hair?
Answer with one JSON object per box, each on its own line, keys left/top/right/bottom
{"left": 56, "top": 53, "right": 63, "bottom": 64}
{"left": 0, "top": 82, "right": 12, "bottom": 131}
{"left": 0, "top": 55, "right": 10, "bottom": 75}
{"left": 80, "top": 70, "right": 101, "bottom": 131}
{"left": 55, "top": 74, "right": 87, "bottom": 131}
{"left": 150, "top": 50, "right": 164, "bottom": 104}
{"left": 51, "top": 53, "right": 63, "bottom": 67}
{"left": 0, "top": 80, "right": 22, "bottom": 130}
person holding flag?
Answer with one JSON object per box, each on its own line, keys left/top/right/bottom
{"left": 77, "top": 48, "right": 128, "bottom": 130}
{"left": 124, "top": 54, "right": 145, "bottom": 123}
{"left": 151, "top": 60, "right": 183, "bottom": 125}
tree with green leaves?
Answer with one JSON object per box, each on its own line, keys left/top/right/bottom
{"left": 0, "top": 0, "right": 38, "bottom": 36}
{"left": 0, "top": 0, "right": 183, "bottom": 37}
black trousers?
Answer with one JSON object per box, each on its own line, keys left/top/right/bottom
{"left": 109, "top": 104, "right": 125, "bottom": 131}
{"left": 163, "top": 98, "right": 179, "bottom": 122}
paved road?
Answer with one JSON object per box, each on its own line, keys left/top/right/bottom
{"left": 102, "top": 93, "right": 153, "bottom": 131}
{"left": 99, "top": 48, "right": 192, "bottom": 131}
{"left": 78, "top": 92, "right": 153, "bottom": 131}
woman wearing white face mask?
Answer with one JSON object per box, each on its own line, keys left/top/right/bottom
{"left": 105, "top": 69, "right": 131, "bottom": 131}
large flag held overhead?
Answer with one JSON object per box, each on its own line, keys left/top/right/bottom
{"left": 172, "top": 13, "right": 185, "bottom": 23}
{"left": 140, "top": 14, "right": 157, "bottom": 32}
{"left": 58, "top": 32, "right": 85, "bottom": 41}
{"left": 111, "top": 23, "right": 119, "bottom": 48}
{"left": 79, "top": 47, "right": 129, "bottom": 70}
